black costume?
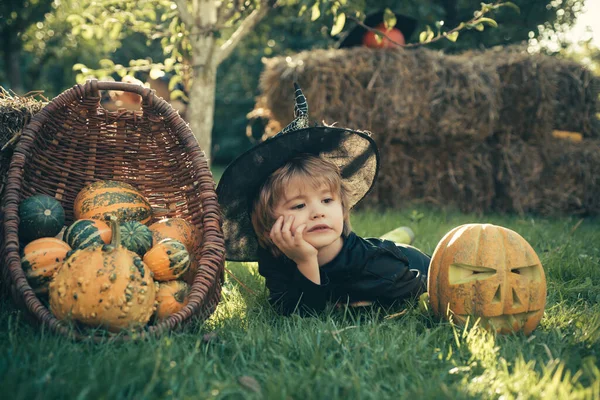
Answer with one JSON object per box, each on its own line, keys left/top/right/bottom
{"left": 216, "top": 83, "right": 431, "bottom": 317}
{"left": 258, "top": 232, "right": 430, "bottom": 315}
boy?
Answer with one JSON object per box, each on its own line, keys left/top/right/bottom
{"left": 216, "top": 84, "right": 430, "bottom": 315}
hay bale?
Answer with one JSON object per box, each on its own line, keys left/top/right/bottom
{"left": 552, "top": 60, "right": 600, "bottom": 138}
{"left": 0, "top": 91, "right": 46, "bottom": 196}
{"left": 360, "top": 135, "right": 495, "bottom": 213}
{"left": 258, "top": 47, "right": 500, "bottom": 145}
{"left": 487, "top": 51, "right": 558, "bottom": 142}
{"left": 493, "top": 134, "right": 545, "bottom": 214}
{"left": 496, "top": 134, "right": 600, "bottom": 215}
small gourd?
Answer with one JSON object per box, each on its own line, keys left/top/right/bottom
{"left": 120, "top": 221, "right": 153, "bottom": 256}
{"left": 63, "top": 219, "right": 112, "bottom": 249}
{"left": 21, "top": 238, "right": 71, "bottom": 295}
{"left": 73, "top": 180, "right": 153, "bottom": 224}
{"left": 154, "top": 280, "right": 190, "bottom": 321}
{"left": 143, "top": 239, "right": 190, "bottom": 281}
{"left": 19, "top": 194, "right": 65, "bottom": 243}
{"left": 148, "top": 218, "right": 200, "bottom": 252}
{"left": 49, "top": 216, "right": 157, "bottom": 332}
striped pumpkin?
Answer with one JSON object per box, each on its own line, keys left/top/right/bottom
{"left": 21, "top": 238, "right": 71, "bottom": 295}
{"left": 148, "top": 218, "right": 200, "bottom": 252}
{"left": 63, "top": 219, "right": 112, "bottom": 249}
{"left": 120, "top": 221, "right": 153, "bottom": 256}
{"left": 73, "top": 180, "right": 153, "bottom": 224}
{"left": 154, "top": 280, "right": 190, "bottom": 321}
{"left": 143, "top": 239, "right": 190, "bottom": 281}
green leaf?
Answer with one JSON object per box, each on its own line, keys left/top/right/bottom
{"left": 168, "top": 75, "right": 182, "bottom": 91}
{"left": 500, "top": 1, "right": 520, "bottom": 13}
{"left": 149, "top": 67, "right": 165, "bottom": 80}
{"left": 164, "top": 58, "right": 175, "bottom": 72}
{"left": 311, "top": 2, "right": 320, "bottom": 21}
{"left": 474, "top": 23, "right": 484, "bottom": 31}
{"left": 330, "top": 12, "right": 346, "bottom": 36}
{"left": 478, "top": 17, "right": 498, "bottom": 28}
{"left": 72, "top": 63, "right": 87, "bottom": 72}
{"left": 425, "top": 25, "right": 435, "bottom": 42}
{"left": 81, "top": 25, "right": 94, "bottom": 40}
{"left": 99, "top": 59, "right": 115, "bottom": 69}
{"left": 298, "top": 5, "right": 307, "bottom": 16}
{"left": 171, "top": 89, "right": 188, "bottom": 102}
{"left": 445, "top": 31, "right": 459, "bottom": 42}
{"left": 109, "top": 22, "right": 122, "bottom": 40}
{"left": 383, "top": 8, "right": 396, "bottom": 30}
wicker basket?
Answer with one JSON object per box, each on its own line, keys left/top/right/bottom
{"left": 0, "top": 80, "right": 225, "bottom": 341}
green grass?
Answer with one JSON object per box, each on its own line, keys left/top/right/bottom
{"left": 1, "top": 206, "right": 600, "bottom": 399}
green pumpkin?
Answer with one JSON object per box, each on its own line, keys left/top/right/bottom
{"left": 19, "top": 194, "right": 65, "bottom": 243}
{"left": 120, "top": 221, "right": 153, "bottom": 256}
{"left": 63, "top": 219, "right": 112, "bottom": 249}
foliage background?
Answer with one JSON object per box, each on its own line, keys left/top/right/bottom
{"left": 0, "top": 0, "right": 595, "bottom": 164}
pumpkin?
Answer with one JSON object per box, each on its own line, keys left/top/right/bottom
{"left": 49, "top": 216, "right": 157, "bottom": 332}
{"left": 362, "top": 23, "right": 405, "bottom": 48}
{"left": 63, "top": 219, "right": 112, "bottom": 249}
{"left": 143, "top": 239, "right": 190, "bottom": 281}
{"left": 73, "top": 180, "right": 153, "bottom": 224}
{"left": 19, "top": 194, "right": 65, "bottom": 243}
{"left": 154, "top": 280, "right": 190, "bottom": 321}
{"left": 21, "top": 238, "right": 71, "bottom": 295}
{"left": 148, "top": 218, "right": 200, "bottom": 252}
{"left": 120, "top": 221, "right": 153, "bottom": 256}
{"left": 428, "top": 223, "right": 547, "bottom": 336}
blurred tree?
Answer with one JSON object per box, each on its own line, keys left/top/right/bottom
{"left": 0, "top": 0, "right": 54, "bottom": 92}
{"left": 1, "top": 0, "right": 587, "bottom": 165}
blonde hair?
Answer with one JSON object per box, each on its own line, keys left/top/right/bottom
{"left": 251, "top": 154, "right": 352, "bottom": 257}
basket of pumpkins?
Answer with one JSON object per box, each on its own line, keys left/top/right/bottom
{"left": 0, "top": 80, "right": 225, "bottom": 341}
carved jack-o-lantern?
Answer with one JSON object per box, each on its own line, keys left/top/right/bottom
{"left": 428, "top": 224, "right": 546, "bottom": 335}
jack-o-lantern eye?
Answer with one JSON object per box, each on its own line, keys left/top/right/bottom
{"left": 510, "top": 265, "right": 542, "bottom": 282}
{"left": 449, "top": 263, "right": 496, "bottom": 285}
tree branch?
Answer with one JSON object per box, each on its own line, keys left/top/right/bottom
{"left": 217, "top": 0, "right": 238, "bottom": 25}
{"left": 215, "top": 0, "right": 275, "bottom": 65}
{"left": 174, "top": 0, "right": 193, "bottom": 27}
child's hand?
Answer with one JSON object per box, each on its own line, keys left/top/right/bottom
{"left": 270, "top": 215, "right": 318, "bottom": 264}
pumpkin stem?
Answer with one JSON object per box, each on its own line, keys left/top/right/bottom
{"left": 105, "top": 215, "right": 121, "bottom": 248}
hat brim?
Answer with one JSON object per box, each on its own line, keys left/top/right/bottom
{"left": 337, "top": 11, "right": 418, "bottom": 48}
{"left": 216, "top": 126, "right": 379, "bottom": 262}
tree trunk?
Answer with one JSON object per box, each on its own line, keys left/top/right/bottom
{"left": 187, "top": 66, "right": 217, "bottom": 161}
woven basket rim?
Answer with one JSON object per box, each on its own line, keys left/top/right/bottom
{"left": 1, "top": 79, "right": 225, "bottom": 342}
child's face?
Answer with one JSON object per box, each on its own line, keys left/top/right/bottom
{"left": 273, "top": 178, "right": 344, "bottom": 252}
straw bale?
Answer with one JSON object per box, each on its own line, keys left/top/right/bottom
{"left": 360, "top": 136, "right": 495, "bottom": 213}
{"left": 0, "top": 92, "right": 46, "bottom": 196}
{"left": 552, "top": 59, "right": 600, "bottom": 138}
{"left": 258, "top": 47, "right": 500, "bottom": 145}
{"left": 486, "top": 51, "right": 558, "bottom": 142}
{"left": 496, "top": 134, "right": 600, "bottom": 215}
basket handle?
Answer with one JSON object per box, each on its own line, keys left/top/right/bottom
{"left": 85, "top": 79, "right": 155, "bottom": 105}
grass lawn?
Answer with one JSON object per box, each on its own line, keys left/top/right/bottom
{"left": 1, "top": 204, "right": 599, "bottom": 399}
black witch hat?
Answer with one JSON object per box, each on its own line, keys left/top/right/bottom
{"left": 216, "top": 84, "right": 380, "bottom": 261}
{"left": 337, "top": 10, "right": 418, "bottom": 48}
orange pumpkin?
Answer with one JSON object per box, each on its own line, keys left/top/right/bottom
{"left": 49, "top": 216, "right": 157, "bottom": 332}
{"left": 155, "top": 280, "right": 190, "bottom": 320}
{"left": 21, "top": 238, "right": 71, "bottom": 295}
{"left": 143, "top": 239, "right": 190, "bottom": 281}
{"left": 362, "top": 23, "right": 405, "bottom": 48}
{"left": 148, "top": 218, "right": 201, "bottom": 251}
{"left": 428, "top": 223, "right": 547, "bottom": 336}
{"left": 73, "top": 180, "right": 153, "bottom": 224}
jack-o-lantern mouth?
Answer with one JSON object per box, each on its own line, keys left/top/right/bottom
{"left": 454, "top": 311, "right": 542, "bottom": 332}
